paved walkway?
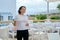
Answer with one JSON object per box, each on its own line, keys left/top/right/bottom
{"left": 9, "top": 34, "right": 48, "bottom": 40}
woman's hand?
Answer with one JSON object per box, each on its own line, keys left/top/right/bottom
{"left": 26, "top": 23, "right": 30, "bottom": 30}
{"left": 26, "top": 23, "right": 29, "bottom": 26}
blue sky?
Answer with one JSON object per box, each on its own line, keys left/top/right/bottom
{"left": 16, "top": 0, "right": 60, "bottom": 15}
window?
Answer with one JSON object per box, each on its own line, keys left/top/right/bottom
{"left": 8, "top": 16, "right": 13, "bottom": 20}
{"left": 0, "top": 16, "right": 3, "bottom": 21}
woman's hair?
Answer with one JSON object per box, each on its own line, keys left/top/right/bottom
{"left": 18, "top": 6, "right": 26, "bottom": 14}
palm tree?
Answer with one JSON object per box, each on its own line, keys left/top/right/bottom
{"left": 57, "top": 4, "right": 60, "bottom": 11}
{"left": 57, "top": 4, "right": 60, "bottom": 16}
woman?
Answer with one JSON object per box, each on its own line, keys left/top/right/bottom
{"left": 14, "top": 6, "right": 29, "bottom": 40}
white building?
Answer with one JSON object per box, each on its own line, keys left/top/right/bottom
{"left": 0, "top": 12, "right": 13, "bottom": 21}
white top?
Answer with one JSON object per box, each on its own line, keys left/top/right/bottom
{"left": 14, "top": 14, "right": 29, "bottom": 30}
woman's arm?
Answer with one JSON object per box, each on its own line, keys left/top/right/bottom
{"left": 26, "top": 17, "right": 29, "bottom": 26}
{"left": 12, "top": 20, "right": 17, "bottom": 31}
{"left": 13, "top": 20, "right": 16, "bottom": 26}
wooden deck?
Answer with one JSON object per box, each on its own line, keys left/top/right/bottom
{"left": 0, "top": 20, "right": 60, "bottom": 23}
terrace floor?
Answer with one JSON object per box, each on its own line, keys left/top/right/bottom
{"left": 8, "top": 32, "right": 60, "bottom": 40}
{"left": 9, "top": 33, "right": 48, "bottom": 40}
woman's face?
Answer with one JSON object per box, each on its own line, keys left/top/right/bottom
{"left": 20, "top": 7, "right": 26, "bottom": 14}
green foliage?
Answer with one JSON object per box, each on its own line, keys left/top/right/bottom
{"left": 36, "top": 14, "right": 47, "bottom": 20}
{"left": 32, "top": 17, "right": 37, "bottom": 20}
{"left": 50, "top": 15, "right": 60, "bottom": 19}
{"left": 57, "top": 4, "right": 60, "bottom": 10}
{"left": 29, "top": 15, "right": 35, "bottom": 17}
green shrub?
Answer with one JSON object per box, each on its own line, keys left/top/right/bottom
{"left": 50, "top": 15, "right": 60, "bottom": 19}
{"left": 36, "top": 14, "right": 47, "bottom": 20}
